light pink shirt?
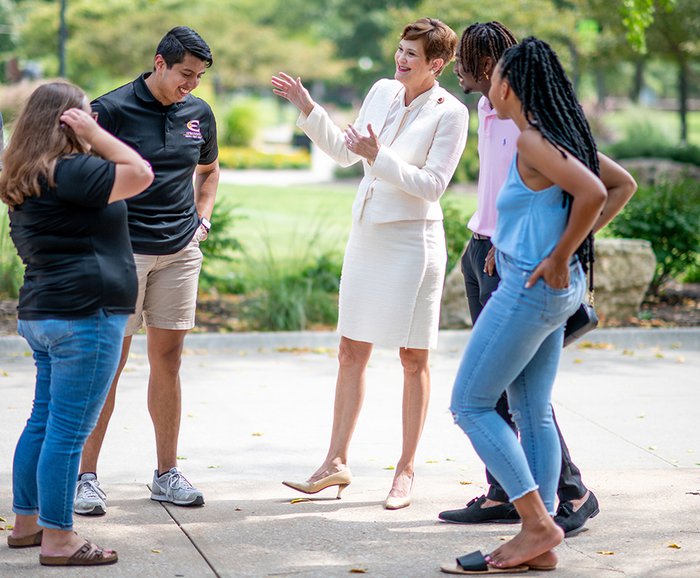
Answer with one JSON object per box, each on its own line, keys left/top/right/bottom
{"left": 467, "top": 95, "right": 520, "bottom": 237}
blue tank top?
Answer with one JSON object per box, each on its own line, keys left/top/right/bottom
{"left": 492, "top": 155, "right": 568, "bottom": 269}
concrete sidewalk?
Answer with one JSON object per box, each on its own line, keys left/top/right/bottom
{"left": 1, "top": 329, "right": 698, "bottom": 577}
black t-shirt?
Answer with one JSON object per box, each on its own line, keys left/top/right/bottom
{"left": 92, "top": 74, "right": 218, "bottom": 255}
{"left": 10, "top": 155, "right": 137, "bottom": 319}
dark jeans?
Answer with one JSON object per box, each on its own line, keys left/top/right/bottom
{"left": 461, "top": 237, "right": 587, "bottom": 503}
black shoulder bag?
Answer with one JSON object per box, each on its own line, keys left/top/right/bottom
{"left": 562, "top": 197, "right": 599, "bottom": 348}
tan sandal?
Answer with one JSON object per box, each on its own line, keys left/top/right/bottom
{"left": 39, "top": 539, "right": 118, "bottom": 566}
{"left": 7, "top": 530, "right": 43, "bottom": 548}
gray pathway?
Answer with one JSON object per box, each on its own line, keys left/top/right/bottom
{"left": 1, "top": 329, "right": 698, "bottom": 577}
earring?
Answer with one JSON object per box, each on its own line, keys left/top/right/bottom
{"left": 484, "top": 72, "right": 490, "bottom": 80}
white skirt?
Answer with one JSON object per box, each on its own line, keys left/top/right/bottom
{"left": 338, "top": 218, "right": 446, "bottom": 349}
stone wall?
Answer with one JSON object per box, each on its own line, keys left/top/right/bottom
{"left": 440, "top": 263, "right": 471, "bottom": 329}
{"left": 594, "top": 238, "right": 656, "bottom": 322}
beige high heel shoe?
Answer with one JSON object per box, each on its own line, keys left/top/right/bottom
{"left": 282, "top": 469, "right": 352, "bottom": 499}
{"left": 384, "top": 474, "right": 414, "bottom": 510}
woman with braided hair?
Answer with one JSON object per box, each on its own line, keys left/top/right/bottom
{"left": 442, "top": 37, "right": 636, "bottom": 574}
{"left": 440, "top": 21, "right": 599, "bottom": 538}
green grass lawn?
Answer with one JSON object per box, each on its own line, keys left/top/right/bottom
{"left": 216, "top": 182, "right": 477, "bottom": 258}
{"left": 601, "top": 108, "right": 700, "bottom": 145}
{"left": 217, "top": 182, "right": 356, "bottom": 257}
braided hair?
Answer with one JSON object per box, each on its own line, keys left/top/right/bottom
{"left": 498, "top": 37, "right": 598, "bottom": 275}
{"left": 458, "top": 21, "right": 517, "bottom": 80}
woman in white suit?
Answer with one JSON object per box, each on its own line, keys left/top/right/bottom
{"left": 272, "top": 17, "right": 468, "bottom": 509}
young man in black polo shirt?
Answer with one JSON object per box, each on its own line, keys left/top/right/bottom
{"left": 75, "top": 26, "right": 219, "bottom": 515}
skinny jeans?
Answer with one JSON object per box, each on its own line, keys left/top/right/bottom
{"left": 461, "top": 237, "right": 588, "bottom": 502}
{"left": 451, "top": 250, "right": 584, "bottom": 513}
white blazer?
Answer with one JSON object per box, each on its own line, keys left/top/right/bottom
{"left": 297, "top": 78, "right": 469, "bottom": 223}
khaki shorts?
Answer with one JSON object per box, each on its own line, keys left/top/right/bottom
{"left": 126, "top": 239, "right": 203, "bottom": 336}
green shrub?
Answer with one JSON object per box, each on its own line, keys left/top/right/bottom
{"left": 223, "top": 99, "right": 261, "bottom": 147}
{"left": 199, "top": 199, "right": 245, "bottom": 294}
{"left": 606, "top": 178, "right": 700, "bottom": 292}
{"left": 240, "top": 231, "right": 341, "bottom": 331}
{"left": 217, "top": 146, "right": 310, "bottom": 170}
{"left": 604, "top": 141, "right": 700, "bottom": 167}
{"left": 601, "top": 113, "right": 700, "bottom": 166}
{"left": 451, "top": 131, "right": 480, "bottom": 184}
{"left": 0, "top": 211, "right": 24, "bottom": 298}
{"left": 682, "top": 255, "right": 700, "bottom": 284}
{"left": 441, "top": 195, "right": 472, "bottom": 272}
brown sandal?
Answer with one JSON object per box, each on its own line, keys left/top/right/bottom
{"left": 39, "top": 539, "right": 118, "bottom": 566}
{"left": 7, "top": 530, "right": 43, "bottom": 548}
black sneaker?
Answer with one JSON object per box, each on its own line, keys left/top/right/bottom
{"left": 554, "top": 491, "right": 600, "bottom": 537}
{"left": 438, "top": 495, "right": 520, "bottom": 524}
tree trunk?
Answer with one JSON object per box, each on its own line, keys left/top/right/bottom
{"left": 678, "top": 58, "right": 688, "bottom": 145}
{"left": 59, "top": 0, "right": 68, "bottom": 78}
{"left": 567, "top": 41, "right": 580, "bottom": 92}
{"left": 630, "top": 58, "right": 645, "bottom": 103}
{"left": 595, "top": 68, "right": 606, "bottom": 111}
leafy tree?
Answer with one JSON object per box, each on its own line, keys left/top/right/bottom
{"left": 14, "top": 0, "right": 344, "bottom": 91}
{"left": 0, "top": 0, "right": 17, "bottom": 82}
{"left": 645, "top": 0, "right": 700, "bottom": 143}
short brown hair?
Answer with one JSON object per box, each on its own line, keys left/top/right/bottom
{"left": 401, "top": 18, "right": 458, "bottom": 75}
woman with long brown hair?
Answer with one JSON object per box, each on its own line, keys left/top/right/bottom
{"left": 1, "top": 81, "right": 152, "bottom": 567}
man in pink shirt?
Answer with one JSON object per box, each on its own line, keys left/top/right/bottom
{"left": 438, "top": 21, "right": 599, "bottom": 537}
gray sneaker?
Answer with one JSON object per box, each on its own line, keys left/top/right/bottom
{"left": 150, "top": 467, "right": 204, "bottom": 506}
{"left": 74, "top": 473, "right": 107, "bottom": 516}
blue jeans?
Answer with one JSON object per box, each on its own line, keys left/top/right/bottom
{"left": 450, "top": 251, "right": 585, "bottom": 514}
{"left": 12, "top": 310, "right": 127, "bottom": 530}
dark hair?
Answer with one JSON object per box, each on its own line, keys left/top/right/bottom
{"left": 0, "top": 81, "right": 90, "bottom": 208}
{"left": 498, "top": 37, "right": 599, "bottom": 271}
{"left": 458, "top": 21, "right": 517, "bottom": 80}
{"left": 155, "top": 26, "right": 213, "bottom": 68}
{"left": 401, "top": 18, "right": 458, "bottom": 75}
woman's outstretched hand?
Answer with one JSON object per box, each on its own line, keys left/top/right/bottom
{"left": 344, "top": 124, "right": 380, "bottom": 163}
{"left": 526, "top": 255, "right": 570, "bottom": 289}
{"left": 271, "top": 72, "right": 315, "bottom": 117}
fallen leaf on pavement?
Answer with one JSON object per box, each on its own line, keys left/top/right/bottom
{"left": 667, "top": 543, "right": 681, "bottom": 549}
{"left": 290, "top": 498, "right": 310, "bottom": 504}
{"left": 596, "top": 551, "right": 615, "bottom": 556}
{"left": 577, "top": 341, "right": 613, "bottom": 350}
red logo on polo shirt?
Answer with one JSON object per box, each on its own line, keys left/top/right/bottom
{"left": 184, "top": 119, "right": 202, "bottom": 139}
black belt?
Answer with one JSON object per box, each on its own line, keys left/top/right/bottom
{"left": 471, "top": 232, "right": 491, "bottom": 241}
